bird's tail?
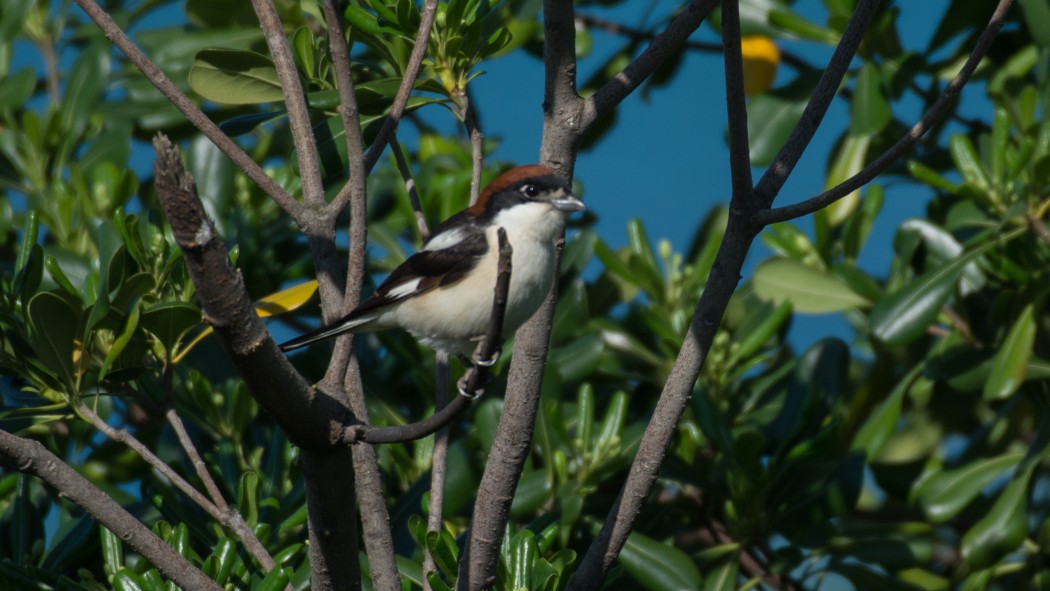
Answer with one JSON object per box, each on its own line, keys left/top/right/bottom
{"left": 278, "top": 314, "right": 377, "bottom": 352}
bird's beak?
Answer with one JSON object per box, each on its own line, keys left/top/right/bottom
{"left": 552, "top": 193, "right": 585, "bottom": 212}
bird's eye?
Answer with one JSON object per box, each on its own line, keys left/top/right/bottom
{"left": 521, "top": 184, "right": 539, "bottom": 198}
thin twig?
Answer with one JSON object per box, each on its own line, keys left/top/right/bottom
{"left": 751, "top": 0, "right": 882, "bottom": 208}
{"left": 576, "top": 11, "right": 810, "bottom": 71}
{"left": 754, "top": 0, "right": 1015, "bottom": 225}
{"left": 78, "top": 404, "right": 222, "bottom": 523}
{"left": 0, "top": 430, "right": 224, "bottom": 591}
{"left": 454, "top": 89, "right": 485, "bottom": 206}
{"left": 581, "top": 0, "right": 719, "bottom": 127}
{"left": 423, "top": 352, "right": 451, "bottom": 591}
{"left": 73, "top": 0, "right": 302, "bottom": 219}
{"left": 392, "top": 138, "right": 431, "bottom": 241}
{"left": 251, "top": 0, "right": 325, "bottom": 207}
{"left": 320, "top": 0, "right": 370, "bottom": 385}
{"left": 348, "top": 0, "right": 439, "bottom": 192}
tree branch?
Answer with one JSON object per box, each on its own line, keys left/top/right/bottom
{"left": 755, "top": 0, "right": 1015, "bottom": 225}
{"left": 567, "top": 2, "right": 762, "bottom": 586}
{"left": 423, "top": 353, "right": 451, "bottom": 591}
{"left": 251, "top": 0, "right": 324, "bottom": 207}
{"left": 353, "top": 0, "right": 439, "bottom": 183}
{"left": 581, "top": 0, "right": 719, "bottom": 127}
{"left": 72, "top": 0, "right": 302, "bottom": 220}
{"left": 751, "top": 0, "right": 882, "bottom": 208}
{"left": 392, "top": 138, "right": 432, "bottom": 241}
{"left": 0, "top": 429, "right": 224, "bottom": 591}
{"left": 152, "top": 133, "right": 349, "bottom": 451}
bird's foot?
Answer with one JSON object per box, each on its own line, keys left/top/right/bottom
{"left": 457, "top": 376, "right": 483, "bottom": 399}
{"left": 472, "top": 347, "right": 501, "bottom": 367}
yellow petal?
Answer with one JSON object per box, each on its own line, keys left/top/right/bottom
{"left": 172, "top": 280, "right": 318, "bottom": 364}
{"left": 741, "top": 36, "right": 780, "bottom": 97}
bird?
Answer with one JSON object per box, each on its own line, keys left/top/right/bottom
{"left": 279, "top": 164, "right": 585, "bottom": 363}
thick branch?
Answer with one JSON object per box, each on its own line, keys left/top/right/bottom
{"left": 152, "top": 134, "right": 348, "bottom": 451}
{"left": 755, "top": 0, "right": 1015, "bottom": 225}
{"left": 0, "top": 430, "right": 223, "bottom": 591}
{"left": 751, "top": 0, "right": 881, "bottom": 208}
{"left": 73, "top": 0, "right": 302, "bottom": 219}
{"left": 538, "top": 0, "right": 583, "bottom": 173}
{"left": 458, "top": 1, "right": 581, "bottom": 589}
{"left": 581, "top": 0, "right": 719, "bottom": 127}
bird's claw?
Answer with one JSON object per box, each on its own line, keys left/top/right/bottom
{"left": 457, "top": 376, "right": 483, "bottom": 399}
{"left": 472, "top": 348, "right": 501, "bottom": 367}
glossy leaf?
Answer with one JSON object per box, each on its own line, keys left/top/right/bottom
{"left": 983, "top": 305, "right": 1036, "bottom": 400}
{"left": 139, "top": 301, "right": 202, "bottom": 356}
{"left": 820, "top": 134, "right": 870, "bottom": 227}
{"left": 851, "top": 365, "right": 921, "bottom": 459}
{"left": 960, "top": 466, "right": 1032, "bottom": 569}
{"left": 747, "top": 91, "right": 808, "bottom": 167}
{"left": 915, "top": 453, "right": 1024, "bottom": 523}
{"left": 27, "top": 292, "right": 80, "bottom": 390}
{"left": 188, "top": 49, "right": 284, "bottom": 104}
{"left": 870, "top": 244, "right": 992, "bottom": 345}
{"left": 752, "top": 258, "right": 870, "bottom": 313}
{"left": 851, "top": 63, "right": 891, "bottom": 135}
{"left": 618, "top": 530, "right": 701, "bottom": 591}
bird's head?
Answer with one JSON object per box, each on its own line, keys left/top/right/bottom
{"left": 469, "top": 165, "right": 585, "bottom": 219}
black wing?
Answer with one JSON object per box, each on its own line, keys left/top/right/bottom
{"left": 351, "top": 223, "right": 488, "bottom": 316}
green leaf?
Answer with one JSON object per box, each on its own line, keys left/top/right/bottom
{"left": 97, "top": 297, "right": 140, "bottom": 384}
{"left": 768, "top": 8, "right": 839, "bottom": 42}
{"left": 139, "top": 301, "right": 202, "bottom": 355}
{"left": 509, "top": 530, "right": 536, "bottom": 591}
{"left": 908, "top": 160, "right": 959, "bottom": 193}
{"left": 820, "top": 134, "right": 871, "bottom": 227}
{"left": 702, "top": 555, "right": 739, "bottom": 591}
{"left": 28, "top": 292, "right": 80, "bottom": 391}
{"left": 100, "top": 526, "right": 124, "bottom": 578}
{"left": 255, "top": 566, "right": 291, "bottom": 591}
{"left": 752, "top": 258, "right": 870, "bottom": 313}
{"left": 851, "top": 365, "right": 921, "bottom": 459}
{"left": 1019, "top": 0, "right": 1050, "bottom": 47}
{"left": 915, "top": 453, "right": 1024, "bottom": 523}
{"left": 960, "top": 466, "right": 1033, "bottom": 569}
{"left": 618, "top": 530, "right": 701, "bottom": 591}
{"left": 15, "top": 210, "right": 38, "bottom": 277}
{"left": 15, "top": 244, "right": 44, "bottom": 306}
{"left": 747, "top": 91, "right": 808, "bottom": 167}
{"left": 983, "top": 305, "right": 1036, "bottom": 400}
{"left": 425, "top": 529, "right": 461, "bottom": 579}
{"left": 0, "top": 68, "right": 36, "bottom": 109}
{"left": 869, "top": 244, "right": 992, "bottom": 345}
{"left": 851, "top": 63, "right": 891, "bottom": 135}
{"left": 60, "top": 44, "right": 109, "bottom": 136}
{"left": 238, "top": 472, "right": 260, "bottom": 526}
{"left": 188, "top": 49, "right": 284, "bottom": 105}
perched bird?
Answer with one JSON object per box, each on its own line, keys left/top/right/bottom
{"left": 279, "top": 165, "right": 585, "bottom": 361}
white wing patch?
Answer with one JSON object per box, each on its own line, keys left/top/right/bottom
{"left": 386, "top": 277, "right": 423, "bottom": 299}
{"left": 423, "top": 227, "right": 466, "bottom": 251}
